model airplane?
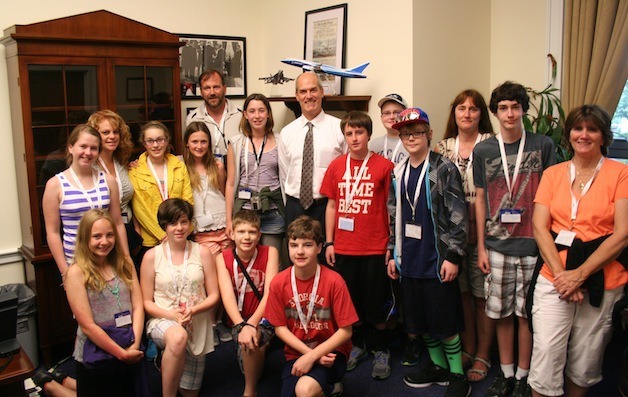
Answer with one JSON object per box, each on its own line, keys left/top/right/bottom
{"left": 281, "top": 58, "right": 369, "bottom": 78}
{"left": 259, "top": 70, "right": 294, "bottom": 85}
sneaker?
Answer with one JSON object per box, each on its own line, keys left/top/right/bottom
{"left": 216, "top": 322, "right": 233, "bottom": 342}
{"left": 330, "top": 380, "right": 344, "bottom": 397}
{"left": 401, "top": 337, "right": 421, "bottom": 366}
{"left": 512, "top": 376, "right": 532, "bottom": 397}
{"left": 346, "top": 345, "right": 368, "bottom": 371}
{"left": 486, "top": 372, "right": 515, "bottom": 397}
{"left": 371, "top": 350, "right": 391, "bottom": 380}
{"left": 403, "top": 363, "right": 450, "bottom": 388}
{"left": 446, "top": 373, "right": 471, "bottom": 397}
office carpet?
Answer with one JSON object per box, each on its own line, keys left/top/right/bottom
{"left": 45, "top": 328, "right": 624, "bottom": 396}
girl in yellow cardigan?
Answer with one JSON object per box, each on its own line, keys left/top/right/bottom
{"left": 130, "top": 121, "right": 193, "bottom": 267}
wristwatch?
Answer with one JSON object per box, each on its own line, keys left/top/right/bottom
{"left": 323, "top": 241, "right": 334, "bottom": 249}
{"left": 233, "top": 321, "right": 255, "bottom": 334}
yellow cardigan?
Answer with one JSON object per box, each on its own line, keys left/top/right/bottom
{"left": 129, "top": 153, "right": 194, "bottom": 247}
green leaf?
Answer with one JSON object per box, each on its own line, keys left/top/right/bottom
{"left": 538, "top": 116, "right": 549, "bottom": 134}
{"left": 523, "top": 116, "right": 533, "bottom": 132}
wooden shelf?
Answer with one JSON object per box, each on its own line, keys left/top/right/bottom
{"left": 268, "top": 95, "right": 371, "bottom": 117}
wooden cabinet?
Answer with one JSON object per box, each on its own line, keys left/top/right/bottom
{"left": 1, "top": 10, "right": 182, "bottom": 364}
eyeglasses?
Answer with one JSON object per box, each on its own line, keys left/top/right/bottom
{"left": 144, "top": 137, "right": 167, "bottom": 146}
{"left": 381, "top": 111, "right": 401, "bottom": 118}
{"left": 399, "top": 130, "right": 429, "bottom": 140}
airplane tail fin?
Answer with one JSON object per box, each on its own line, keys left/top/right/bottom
{"left": 348, "top": 62, "right": 370, "bottom": 73}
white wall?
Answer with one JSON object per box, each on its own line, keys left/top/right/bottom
{"left": 0, "top": 0, "right": 559, "bottom": 283}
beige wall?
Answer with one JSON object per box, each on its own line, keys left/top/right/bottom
{"left": 0, "top": 0, "right": 559, "bottom": 283}
{"left": 413, "top": 0, "right": 492, "bottom": 141}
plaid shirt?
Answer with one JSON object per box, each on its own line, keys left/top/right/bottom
{"left": 389, "top": 151, "right": 468, "bottom": 280}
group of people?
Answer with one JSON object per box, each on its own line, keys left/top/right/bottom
{"left": 33, "top": 67, "right": 626, "bottom": 397}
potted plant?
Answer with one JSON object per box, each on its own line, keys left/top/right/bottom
{"left": 523, "top": 54, "right": 571, "bottom": 162}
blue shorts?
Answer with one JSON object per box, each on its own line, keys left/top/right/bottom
{"left": 259, "top": 208, "right": 285, "bottom": 235}
{"left": 280, "top": 352, "right": 346, "bottom": 397}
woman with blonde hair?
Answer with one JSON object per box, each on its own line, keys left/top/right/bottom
{"left": 65, "top": 209, "right": 144, "bottom": 396}
{"left": 225, "top": 93, "right": 284, "bottom": 252}
{"left": 184, "top": 121, "right": 232, "bottom": 254}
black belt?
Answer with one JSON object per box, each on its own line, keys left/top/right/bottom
{"left": 287, "top": 195, "right": 327, "bottom": 207}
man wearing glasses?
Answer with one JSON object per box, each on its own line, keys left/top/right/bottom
{"left": 387, "top": 107, "right": 470, "bottom": 397}
{"left": 369, "top": 93, "right": 409, "bottom": 166}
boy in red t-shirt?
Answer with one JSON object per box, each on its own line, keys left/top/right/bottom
{"left": 216, "top": 210, "right": 279, "bottom": 397}
{"left": 319, "top": 110, "right": 395, "bottom": 379}
{"left": 266, "top": 216, "right": 359, "bottom": 397}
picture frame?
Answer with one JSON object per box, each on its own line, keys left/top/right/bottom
{"left": 178, "top": 34, "right": 247, "bottom": 99}
{"left": 304, "top": 4, "right": 348, "bottom": 95}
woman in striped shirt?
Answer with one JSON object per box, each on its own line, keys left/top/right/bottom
{"left": 43, "top": 124, "right": 130, "bottom": 282}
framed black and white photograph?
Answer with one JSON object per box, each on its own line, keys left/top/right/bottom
{"left": 178, "top": 34, "right": 246, "bottom": 99}
{"left": 304, "top": 4, "right": 347, "bottom": 95}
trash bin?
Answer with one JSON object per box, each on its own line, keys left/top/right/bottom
{"left": 0, "top": 284, "right": 38, "bottom": 367}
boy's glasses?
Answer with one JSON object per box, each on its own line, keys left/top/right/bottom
{"left": 381, "top": 110, "right": 401, "bottom": 118}
{"left": 399, "top": 130, "right": 428, "bottom": 140}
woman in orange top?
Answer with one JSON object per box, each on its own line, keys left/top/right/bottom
{"left": 529, "top": 105, "right": 627, "bottom": 397}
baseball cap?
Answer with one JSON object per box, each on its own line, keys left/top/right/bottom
{"left": 391, "top": 107, "right": 430, "bottom": 130}
{"left": 377, "top": 93, "right": 407, "bottom": 109}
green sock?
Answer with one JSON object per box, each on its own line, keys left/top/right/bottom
{"left": 422, "top": 334, "right": 447, "bottom": 369}
{"left": 442, "top": 335, "right": 463, "bottom": 375}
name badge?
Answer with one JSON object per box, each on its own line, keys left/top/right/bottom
{"left": 338, "top": 217, "right": 354, "bottom": 231}
{"left": 500, "top": 209, "right": 522, "bottom": 223}
{"left": 115, "top": 310, "right": 132, "bottom": 328}
{"left": 555, "top": 230, "right": 576, "bottom": 247}
{"left": 214, "top": 153, "right": 225, "bottom": 164}
{"left": 405, "top": 223, "right": 422, "bottom": 240}
{"left": 197, "top": 213, "right": 214, "bottom": 228}
{"left": 121, "top": 212, "right": 129, "bottom": 224}
{"left": 238, "top": 189, "right": 252, "bottom": 200}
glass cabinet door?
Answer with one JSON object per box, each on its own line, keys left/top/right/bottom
{"left": 115, "top": 65, "right": 174, "bottom": 155}
{"left": 28, "top": 64, "right": 99, "bottom": 245}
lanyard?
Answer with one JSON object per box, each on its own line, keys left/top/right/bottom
{"left": 497, "top": 132, "right": 526, "bottom": 201}
{"left": 569, "top": 157, "right": 604, "bottom": 225}
{"left": 98, "top": 157, "right": 123, "bottom": 205}
{"left": 200, "top": 176, "right": 210, "bottom": 214}
{"left": 244, "top": 135, "right": 267, "bottom": 187}
{"left": 453, "top": 134, "right": 481, "bottom": 173}
{"left": 105, "top": 274, "right": 122, "bottom": 310}
{"left": 344, "top": 152, "right": 372, "bottom": 213}
{"left": 165, "top": 242, "right": 189, "bottom": 307}
{"left": 383, "top": 136, "right": 402, "bottom": 162}
{"left": 206, "top": 107, "right": 229, "bottom": 153}
{"left": 290, "top": 264, "right": 321, "bottom": 336}
{"left": 147, "top": 157, "right": 168, "bottom": 201}
{"left": 403, "top": 151, "right": 430, "bottom": 222}
{"left": 232, "top": 248, "right": 258, "bottom": 312}
{"left": 69, "top": 167, "right": 103, "bottom": 209}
